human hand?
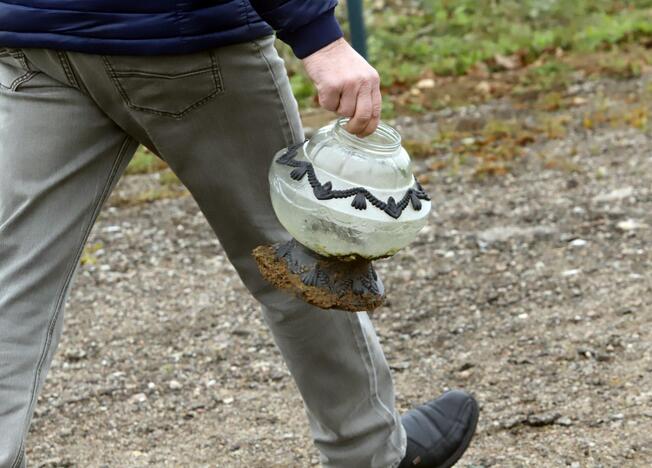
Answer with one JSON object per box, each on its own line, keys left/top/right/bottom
{"left": 301, "top": 38, "right": 381, "bottom": 137}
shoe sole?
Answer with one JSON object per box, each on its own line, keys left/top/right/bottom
{"left": 438, "top": 396, "right": 480, "bottom": 468}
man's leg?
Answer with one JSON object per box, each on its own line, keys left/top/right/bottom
{"left": 0, "top": 49, "right": 138, "bottom": 467}
{"left": 152, "top": 39, "right": 408, "bottom": 466}
{"left": 62, "top": 36, "right": 406, "bottom": 467}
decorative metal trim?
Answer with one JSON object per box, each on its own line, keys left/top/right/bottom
{"left": 276, "top": 143, "right": 431, "bottom": 220}
{"left": 276, "top": 239, "right": 383, "bottom": 298}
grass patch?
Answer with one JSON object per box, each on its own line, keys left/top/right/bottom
{"left": 110, "top": 187, "right": 187, "bottom": 207}
{"left": 114, "top": 161, "right": 186, "bottom": 207}
{"left": 126, "top": 146, "right": 167, "bottom": 175}
{"left": 80, "top": 241, "right": 104, "bottom": 266}
{"left": 520, "top": 61, "right": 575, "bottom": 93}
{"left": 280, "top": 1, "right": 652, "bottom": 116}
{"left": 369, "top": 0, "right": 652, "bottom": 82}
{"left": 159, "top": 169, "right": 182, "bottom": 186}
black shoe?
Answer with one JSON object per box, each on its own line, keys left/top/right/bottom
{"left": 398, "top": 390, "right": 479, "bottom": 468}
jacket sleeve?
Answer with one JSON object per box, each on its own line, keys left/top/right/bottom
{"left": 249, "top": 0, "right": 343, "bottom": 58}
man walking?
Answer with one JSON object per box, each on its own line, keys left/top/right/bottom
{"left": 0, "top": 1, "right": 478, "bottom": 466}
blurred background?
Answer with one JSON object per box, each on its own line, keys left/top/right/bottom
{"left": 289, "top": 0, "right": 652, "bottom": 112}
{"left": 132, "top": 0, "right": 652, "bottom": 179}
{"left": 30, "top": 1, "right": 651, "bottom": 466}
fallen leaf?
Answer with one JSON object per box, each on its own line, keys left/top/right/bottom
{"left": 494, "top": 54, "right": 521, "bottom": 70}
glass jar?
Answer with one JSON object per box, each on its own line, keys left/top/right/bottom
{"left": 269, "top": 118, "right": 431, "bottom": 259}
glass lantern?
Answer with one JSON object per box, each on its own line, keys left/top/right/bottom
{"left": 253, "top": 118, "right": 431, "bottom": 312}
{"left": 269, "top": 118, "right": 431, "bottom": 259}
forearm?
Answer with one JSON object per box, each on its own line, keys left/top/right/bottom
{"left": 251, "top": 0, "right": 381, "bottom": 137}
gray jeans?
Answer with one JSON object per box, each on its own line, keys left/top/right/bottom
{"left": 0, "top": 36, "right": 406, "bottom": 467}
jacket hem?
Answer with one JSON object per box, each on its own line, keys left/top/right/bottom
{"left": 278, "top": 8, "right": 343, "bottom": 59}
{"left": 0, "top": 24, "right": 274, "bottom": 56}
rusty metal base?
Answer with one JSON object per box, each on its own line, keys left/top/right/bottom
{"left": 252, "top": 239, "right": 385, "bottom": 312}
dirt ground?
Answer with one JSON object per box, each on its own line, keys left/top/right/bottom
{"left": 26, "top": 75, "right": 651, "bottom": 467}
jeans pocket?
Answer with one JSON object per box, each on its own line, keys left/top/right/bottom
{"left": 102, "top": 50, "right": 224, "bottom": 119}
{"left": 0, "top": 48, "right": 38, "bottom": 91}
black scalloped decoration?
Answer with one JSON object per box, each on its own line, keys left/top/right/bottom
{"left": 314, "top": 181, "right": 333, "bottom": 200}
{"left": 276, "top": 143, "right": 431, "bottom": 220}
{"left": 291, "top": 165, "right": 310, "bottom": 180}
{"left": 409, "top": 191, "right": 422, "bottom": 210}
{"left": 352, "top": 192, "right": 367, "bottom": 210}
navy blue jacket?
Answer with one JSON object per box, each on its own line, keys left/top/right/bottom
{"left": 0, "top": 0, "right": 342, "bottom": 58}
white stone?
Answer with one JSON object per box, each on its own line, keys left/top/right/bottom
{"left": 592, "top": 187, "right": 634, "bottom": 203}
{"left": 416, "top": 78, "right": 436, "bottom": 89}
{"left": 129, "top": 393, "right": 147, "bottom": 404}
{"left": 168, "top": 380, "right": 182, "bottom": 390}
{"left": 569, "top": 239, "right": 588, "bottom": 247}
{"left": 617, "top": 219, "right": 647, "bottom": 231}
{"left": 561, "top": 269, "right": 581, "bottom": 277}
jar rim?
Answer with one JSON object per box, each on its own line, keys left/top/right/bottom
{"left": 333, "top": 118, "right": 401, "bottom": 154}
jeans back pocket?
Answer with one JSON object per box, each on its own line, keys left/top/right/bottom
{"left": 102, "top": 51, "right": 223, "bottom": 119}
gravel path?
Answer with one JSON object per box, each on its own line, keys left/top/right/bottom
{"left": 27, "top": 76, "right": 651, "bottom": 467}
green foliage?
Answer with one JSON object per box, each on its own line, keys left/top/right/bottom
{"left": 290, "top": 73, "right": 315, "bottom": 107}
{"left": 368, "top": 0, "right": 652, "bottom": 86}
{"left": 573, "top": 10, "right": 652, "bottom": 51}
{"left": 277, "top": 1, "right": 652, "bottom": 117}
{"left": 159, "top": 169, "right": 181, "bottom": 186}
{"left": 521, "top": 61, "right": 574, "bottom": 90}
{"left": 126, "top": 146, "right": 167, "bottom": 174}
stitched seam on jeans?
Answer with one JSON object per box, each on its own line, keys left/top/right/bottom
{"left": 253, "top": 38, "right": 297, "bottom": 147}
{"left": 356, "top": 315, "right": 405, "bottom": 458}
{"left": 16, "top": 50, "right": 29, "bottom": 71}
{"left": 101, "top": 53, "right": 223, "bottom": 119}
{"left": 12, "top": 449, "right": 24, "bottom": 468}
{"left": 346, "top": 313, "right": 404, "bottom": 462}
{"left": 10, "top": 136, "right": 134, "bottom": 468}
{"left": 388, "top": 423, "right": 408, "bottom": 468}
{"left": 392, "top": 426, "right": 408, "bottom": 468}
{"left": 0, "top": 49, "right": 32, "bottom": 90}
{"left": 56, "top": 51, "right": 81, "bottom": 90}
{"left": 111, "top": 67, "right": 215, "bottom": 79}
{"left": 11, "top": 71, "right": 37, "bottom": 91}
{"left": 0, "top": 70, "right": 37, "bottom": 91}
